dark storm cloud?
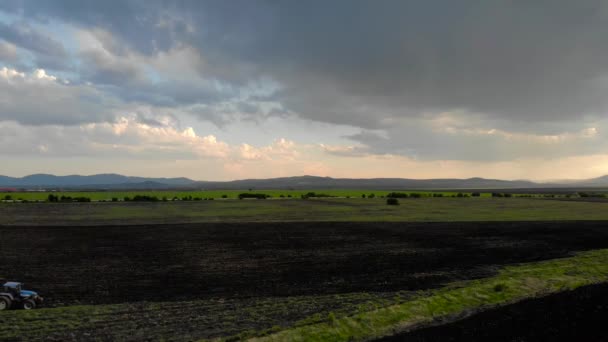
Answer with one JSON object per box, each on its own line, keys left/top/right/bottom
{"left": 4, "top": 0, "right": 608, "bottom": 129}
{"left": 198, "top": 0, "right": 608, "bottom": 126}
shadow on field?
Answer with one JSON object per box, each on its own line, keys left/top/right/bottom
{"left": 378, "top": 282, "right": 608, "bottom": 342}
{"left": 1, "top": 221, "right": 608, "bottom": 306}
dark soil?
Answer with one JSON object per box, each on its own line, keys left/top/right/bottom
{"left": 379, "top": 282, "right": 608, "bottom": 342}
{"left": 2, "top": 221, "right": 608, "bottom": 307}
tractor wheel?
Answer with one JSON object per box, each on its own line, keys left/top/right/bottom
{"left": 22, "top": 299, "right": 36, "bottom": 310}
{"left": 0, "top": 297, "right": 10, "bottom": 311}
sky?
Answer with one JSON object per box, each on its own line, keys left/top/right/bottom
{"left": 2, "top": 1, "right": 608, "bottom": 181}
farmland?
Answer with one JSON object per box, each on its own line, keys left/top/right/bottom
{"left": 3, "top": 196, "right": 608, "bottom": 341}
{"left": 1, "top": 189, "right": 466, "bottom": 201}
{"left": 2, "top": 188, "right": 599, "bottom": 202}
{"left": 4, "top": 197, "right": 608, "bottom": 225}
{"left": 2, "top": 219, "right": 608, "bottom": 341}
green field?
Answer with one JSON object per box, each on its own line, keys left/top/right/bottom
{"left": 2, "top": 197, "right": 608, "bottom": 225}
{"left": 0, "top": 189, "right": 565, "bottom": 201}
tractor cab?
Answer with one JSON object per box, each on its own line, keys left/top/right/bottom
{"left": 3, "top": 282, "right": 23, "bottom": 294}
{"left": 0, "top": 282, "right": 44, "bottom": 310}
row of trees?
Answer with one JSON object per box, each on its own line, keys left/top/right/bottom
{"left": 386, "top": 192, "right": 472, "bottom": 198}
{"left": 47, "top": 194, "right": 91, "bottom": 202}
{"left": 301, "top": 192, "right": 333, "bottom": 199}
{"left": 491, "top": 192, "right": 513, "bottom": 198}
{"left": 238, "top": 193, "right": 270, "bottom": 199}
{"left": 123, "top": 195, "right": 216, "bottom": 201}
{"left": 9, "top": 191, "right": 603, "bottom": 203}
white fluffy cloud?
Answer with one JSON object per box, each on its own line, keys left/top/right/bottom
{"left": 0, "top": 113, "right": 299, "bottom": 163}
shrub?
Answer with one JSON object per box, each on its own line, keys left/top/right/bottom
{"left": 124, "top": 196, "right": 131, "bottom": 201}
{"left": 238, "top": 193, "right": 269, "bottom": 199}
{"left": 47, "top": 194, "right": 59, "bottom": 202}
{"left": 361, "top": 194, "right": 366, "bottom": 198}
{"left": 132, "top": 195, "right": 159, "bottom": 202}
{"left": 409, "top": 193, "right": 422, "bottom": 198}
{"left": 578, "top": 192, "right": 604, "bottom": 198}
{"left": 111, "top": 197, "right": 119, "bottom": 202}
{"left": 301, "top": 192, "right": 333, "bottom": 199}
{"left": 493, "top": 283, "right": 507, "bottom": 292}
{"left": 432, "top": 193, "right": 443, "bottom": 197}
{"left": 471, "top": 192, "right": 481, "bottom": 197}
{"left": 221, "top": 194, "right": 228, "bottom": 198}
{"left": 386, "top": 198, "right": 400, "bottom": 205}
{"left": 327, "top": 312, "right": 337, "bottom": 326}
{"left": 74, "top": 197, "right": 91, "bottom": 202}
{"left": 3, "top": 195, "right": 12, "bottom": 201}
{"left": 387, "top": 192, "right": 409, "bottom": 198}
{"left": 492, "top": 192, "right": 512, "bottom": 198}
{"left": 368, "top": 193, "right": 375, "bottom": 198}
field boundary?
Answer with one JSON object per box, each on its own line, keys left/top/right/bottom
{"left": 4, "top": 219, "right": 608, "bottom": 228}
{"left": 249, "top": 248, "right": 608, "bottom": 342}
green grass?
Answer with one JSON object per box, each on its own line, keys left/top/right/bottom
{"left": 3, "top": 197, "right": 608, "bottom": 224}
{"left": 3, "top": 249, "right": 608, "bottom": 341}
{"left": 251, "top": 248, "right": 608, "bottom": 342}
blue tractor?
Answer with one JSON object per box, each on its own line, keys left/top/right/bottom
{"left": 0, "top": 282, "right": 44, "bottom": 310}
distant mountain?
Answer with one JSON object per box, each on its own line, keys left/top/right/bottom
{"left": 192, "top": 175, "right": 540, "bottom": 190}
{"left": 0, "top": 173, "right": 196, "bottom": 189}
{"left": 2, "top": 173, "right": 608, "bottom": 190}
{"left": 569, "top": 175, "right": 608, "bottom": 187}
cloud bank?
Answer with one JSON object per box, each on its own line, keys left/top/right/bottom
{"left": 2, "top": 1, "right": 608, "bottom": 179}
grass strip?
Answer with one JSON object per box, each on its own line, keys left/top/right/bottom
{"left": 250, "top": 248, "right": 608, "bottom": 342}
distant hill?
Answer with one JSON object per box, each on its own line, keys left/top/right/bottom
{"left": 0, "top": 174, "right": 195, "bottom": 189}
{"left": 572, "top": 175, "right": 608, "bottom": 187}
{"left": 193, "top": 175, "right": 540, "bottom": 190}
{"left": 3, "top": 173, "right": 608, "bottom": 190}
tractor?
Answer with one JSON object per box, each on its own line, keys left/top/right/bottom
{"left": 0, "top": 282, "right": 44, "bottom": 310}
